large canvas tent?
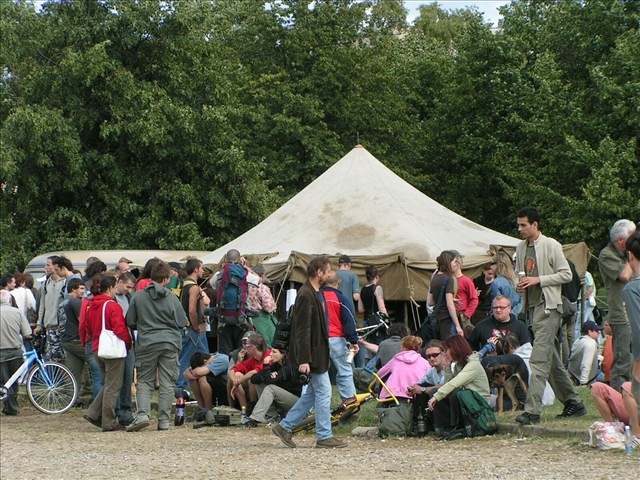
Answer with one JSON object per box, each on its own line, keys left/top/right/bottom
{"left": 202, "top": 146, "right": 589, "bottom": 302}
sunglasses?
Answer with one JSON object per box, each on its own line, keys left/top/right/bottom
{"left": 492, "top": 305, "right": 511, "bottom": 310}
{"left": 426, "top": 352, "right": 441, "bottom": 359}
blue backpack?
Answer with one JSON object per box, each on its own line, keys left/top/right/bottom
{"left": 216, "top": 263, "right": 248, "bottom": 320}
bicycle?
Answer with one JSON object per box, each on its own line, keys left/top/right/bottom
{"left": 0, "top": 343, "right": 78, "bottom": 414}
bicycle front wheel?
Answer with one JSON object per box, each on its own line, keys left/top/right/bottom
{"left": 26, "top": 362, "right": 78, "bottom": 414}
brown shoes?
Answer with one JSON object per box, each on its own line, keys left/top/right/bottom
{"left": 315, "top": 437, "right": 347, "bottom": 448}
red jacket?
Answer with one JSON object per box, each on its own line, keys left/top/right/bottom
{"left": 232, "top": 349, "right": 272, "bottom": 375}
{"left": 79, "top": 294, "right": 132, "bottom": 353}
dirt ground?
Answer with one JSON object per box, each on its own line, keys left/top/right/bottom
{"left": 0, "top": 407, "right": 636, "bottom": 480}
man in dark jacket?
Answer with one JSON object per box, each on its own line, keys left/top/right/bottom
{"left": 468, "top": 295, "right": 531, "bottom": 351}
{"left": 272, "top": 256, "right": 347, "bottom": 449}
{"left": 125, "top": 261, "right": 188, "bottom": 432}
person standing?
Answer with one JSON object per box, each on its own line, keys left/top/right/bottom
{"left": 622, "top": 231, "right": 640, "bottom": 430}
{"left": 125, "top": 262, "right": 188, "bottom": 431}
{"left": 599, "top": 219, "right": 636, "bottom": 391}
{"left": 82, "top": 275, "right": 132, "bottom": 431}
{"left": 60, "top": 279, "right": 98, "bottom": 402}
{"left": 322, "top": 273, "right": 358, "bottom": 404}
{"left": 336, "top": 255, "right": 360, "bottom": 315}
{"left": 212, "top": 249, "right": 249, "bottom": 355}
{"left": 272, "top": 256, "right": 347, "bottom": 448}
{"left": 514, "top": 207, "right": 585, "bottom": 425}
{"left": 9, "top": 273, "right": 36, "bottom": 322}
{"left": 0, "top": 290, "right": 32, "bottom": 415}
{"left": 451, "top": 253, "right": 479, "bottom": 335}
{"left": 359, "top": 266, "right": 389, "bottom": 343}
{"left": 36, "top": 255, "right": 66, "bottom": 360}
{"left": 114, "top": 272, "right": 136, "bottom": 426}
{"left": 472, "top": 262, "right": 496, "bottom": 324}
{"left": 427, "top": 251, "right": 462, "bottom": 339}
{"left": 176, "top": 259, "right": 210, "bottom": 395}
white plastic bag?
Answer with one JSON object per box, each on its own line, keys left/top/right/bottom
{"left": 588, "top": 421, "right": 625, "bottom": 450}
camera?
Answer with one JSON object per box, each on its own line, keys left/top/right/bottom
{"left": 298, "top": 373, "right": 310, "bottom": 385}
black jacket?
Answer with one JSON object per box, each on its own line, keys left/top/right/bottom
{"left": 288, "top": 282, "right": 329, "bottom": 373}
{"left": 251, "top": 362, "right": 304, "bottom": 396}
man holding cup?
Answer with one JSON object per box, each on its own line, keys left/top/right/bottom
{"left": 514, "top": 207, "right": 585, "bottom": 425}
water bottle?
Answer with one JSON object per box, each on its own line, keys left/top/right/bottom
{"left": 174, "top": 394, "right": 185, "bottom": 426}
{"left": 241, "top": 405, "right": 248, "bottom": 425}
{"left": 416, "top": 412, "right": 427, "bottom": 436}
{"left": 624, "top": 425, "right": 633, "bottom": 456}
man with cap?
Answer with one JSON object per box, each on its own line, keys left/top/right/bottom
{"left": 568, "top": 321, "right": 602, "bottom": 385}
{"left": 336, "top": 255, "right": 360, "bottom": 315}
{"left": 116, "top": 257, "right": 133, "bottom": 276}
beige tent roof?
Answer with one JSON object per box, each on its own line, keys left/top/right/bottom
{"left": 203, "top": 145, "right": 519, "bottom": 265}
{"left": 203, "top": 145, "right": 579, "bottom": 301}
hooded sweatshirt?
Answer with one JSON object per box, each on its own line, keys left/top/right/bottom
{"left": 80, "top": 294, "right": 131, "bottom": 353}
{"left": 126, "top": 282, "right": 188, "bottom": 354}
{"left": 376, "top": 350, "right": 431, "bottom": 400}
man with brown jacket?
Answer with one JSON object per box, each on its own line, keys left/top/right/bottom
{"left": 272, "top": 256, "right": 347, "bottom": 448}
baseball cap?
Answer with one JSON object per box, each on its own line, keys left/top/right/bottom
{"left": 582, "top": 321, "right": 602, "bottom": 333}
{"left": 338, "top": 255, "right": 352, "bottom": 264}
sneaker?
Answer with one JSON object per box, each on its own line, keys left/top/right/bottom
{"left": 515, "top": 412, "right": 540, "bottom": 425}
{"left": 193, "top": 409, "right": 207, "bottom": 423}
{"left": 83, "top": 415, "right": 102, "bottom": 428}
{"left": 244, "top": 418, "right": 259, "bottom": 428}
{"left": 272, "top": 423, "right": 296, "bottom": 448}
{"left": 316, "top": 437, "right": 347, "bottom": 449}
{"left": 118, "top": 417, "right": 134, "bottom": 427}
{"left": 157, "top": 420, "right": 170, "bottom": 431}
{"left": 556, "top": 400, "right": 586, "bottom": 418}
{"left": 126, "top": 415, "right": 150, "bottom": 432}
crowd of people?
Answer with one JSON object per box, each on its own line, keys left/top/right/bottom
{"left": 0, "top": 208, "right": 639, "bottom": 450}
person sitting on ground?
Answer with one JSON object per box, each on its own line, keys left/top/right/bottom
{"left": 468, "top": 295, "right": 530, "bottom": 352}
{"left": 227, "top": 332, "right": 271, "bottom": 413}
{"left": 184, "top": 351, "right": 230, "bottom": 421}
{"left": 427, "top": 335, "right": 490, "bottom": 435}
{"left": 568, "top": 320, "right": 602, "bottom": 386}
{"left": 247, "top": 348, "right": 305, "bottom": 426}
{"left": 358, "top": 323, "right": 409, "bottom": 369}
{"left": 0, "top": 290, "right": 32, "bottom": 416}
{"left": 376, "top": 336, "right": 431, "bottom": 401}
{"left": 591, "top": 381, "right": 639, "bottom": 448}
{"left": 408, "top": 340, "right": 449, "bottom": 428}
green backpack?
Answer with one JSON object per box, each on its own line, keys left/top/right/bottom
{"left": 456, "top": 389, "right": 498, "bottom": 437}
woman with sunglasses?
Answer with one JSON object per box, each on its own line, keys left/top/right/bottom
{"left": 426, "top": 335, "right": 490, "bottom": 438}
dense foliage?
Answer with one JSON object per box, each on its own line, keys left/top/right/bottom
{"left": 1, "top": 0, "right": 638, "bottom": 272}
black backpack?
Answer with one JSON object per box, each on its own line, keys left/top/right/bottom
{"left": 271, "top": 306, "right": 294, "bottom": 352}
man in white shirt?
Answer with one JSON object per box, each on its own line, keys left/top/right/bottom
{"left": 568, "top": 321, "right": 601, "bottom": 385}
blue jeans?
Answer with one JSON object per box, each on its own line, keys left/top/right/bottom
{"left": 280, "top": 371, "right": 332, "bottom": 441}
{"left": 328, "top": 337, "right": 356, "bottom": 399}
{"left": 176, "top": 330, "right": 209, "bottom": 391}
{"left": 116, "top": 348, "right": 135, "bottom": 423}
{"left": 84, "top": 343, "right": 103, "bottom": 399}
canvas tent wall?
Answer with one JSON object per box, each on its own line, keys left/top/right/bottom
{"left": 202, "top": 145, "right": 590, "bottom": 301}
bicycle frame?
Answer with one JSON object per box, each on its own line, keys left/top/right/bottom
{"left": 2, "top": 349, "right": 46, "bottom": 393}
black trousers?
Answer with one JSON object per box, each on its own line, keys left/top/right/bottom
{"left": 0, "top": 356, "right": 23, "bottom": 415}
{"left": 431, "top": 391, "right": 463, "bottom": 432}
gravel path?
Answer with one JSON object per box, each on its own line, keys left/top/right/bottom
{"left": 1, "top": 408, "right": 636, "bottom": 480}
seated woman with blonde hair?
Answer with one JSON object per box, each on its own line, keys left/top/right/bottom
{"left": 376, "top": 335, "right": 431, "bottom": 401}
